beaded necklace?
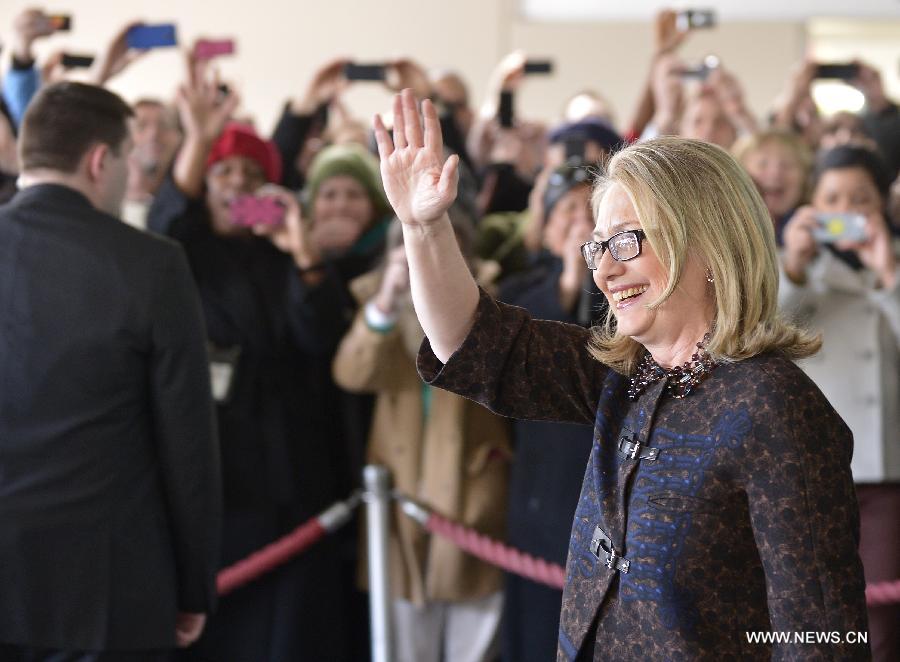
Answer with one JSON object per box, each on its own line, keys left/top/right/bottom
{"left": 627, "top": 333, "right": 718, "bottom": 400}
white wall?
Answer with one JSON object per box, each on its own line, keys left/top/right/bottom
{"left": 0, "top": 0, "right": 506, "bottom": 132}
{"left": 0, "top": 1, "right": 897, "bottom": 134}
{"left": 522, "top": 0, "right": 900, "bottom": 21}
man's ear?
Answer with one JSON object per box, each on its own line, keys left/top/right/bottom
{"left": 84, "top": 143, "right": 110, "bottom": 183}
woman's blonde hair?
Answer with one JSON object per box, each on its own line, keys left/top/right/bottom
{"left": 589, "top": 136, "right": 820, "bottom": 374}
{"left": 732, "top": 129, "right": 814, "bottom": 204}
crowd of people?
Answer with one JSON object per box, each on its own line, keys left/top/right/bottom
{"left": 0, "top": 6, "right": 898, "bottom": 662}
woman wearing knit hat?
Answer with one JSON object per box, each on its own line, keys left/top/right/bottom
{"left": 301, "top": 141, "right": 396, "bottom": 475}
{"left": 147, "top": 75, "right": 353, "bottom": 661}
{"left": 304, "top": 143, "right": 393, "bottom": 283}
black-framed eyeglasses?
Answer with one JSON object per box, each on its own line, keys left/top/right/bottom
{"left": 580, "top": 229, "right": 647, "bottom": 270}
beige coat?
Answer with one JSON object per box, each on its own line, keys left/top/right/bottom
{"left": 333, "top": 271, "right": 512, "bottom": 605}
{"left": 779, "top": 249, "right": 900, "bottom": 482}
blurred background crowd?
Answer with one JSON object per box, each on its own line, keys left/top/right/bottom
{"left": 0, "top": 2, "right": 898, "bottom": 661}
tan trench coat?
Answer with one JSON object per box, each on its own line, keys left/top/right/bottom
{"left": 333, "top": 271, "right": 512, "bottom": 605}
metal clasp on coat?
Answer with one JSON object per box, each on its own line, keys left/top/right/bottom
{"left": 617, "top": 434, "right": 660, "bottom": 461}
{"left": 589, "top": 525, "right": 630, "bottom": 573}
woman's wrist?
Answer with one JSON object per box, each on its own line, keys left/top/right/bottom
{"left": 365, "top": 298, "right": 398, "bottom": 332}
{"left": 294, "top": 260, "right": 326, "bottom": 287}
{"left": 293, "top": 249, "right": 323, "bottom": 272}
{"left": 651, "top": 112, "right": 678, "bottom": 135}
{"left": 182, "top": 132, "right": 215, "bottom": 154}
{"left": 783, "top": 254, "right": 809, "bottom": 285}
{"left": 878, "top": 266, "right": 897, "bottom": 290}
{"left": 558, "top": 267, "right": 582, "bottom": 293}
{"left": 399, "top": 213, "right": 453, "bottom": 240}
{"left": 11, "top": 37, "right": 35, "bottom": 66}
{"left": 373, "top": 290, "right": 396, "bottom": 315}
{"left": 290, "top": 96, "right": 319, "bottom": 117}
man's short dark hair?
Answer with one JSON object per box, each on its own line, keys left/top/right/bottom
{"left": 19, "top": 82, "right": 134, "bottom": 173}
{"left": 815, "top": 144, "right": 893, "bottom": 200}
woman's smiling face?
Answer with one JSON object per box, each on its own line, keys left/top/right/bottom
{"left": 592, "top": 184, "right": 712, "bottom": 358}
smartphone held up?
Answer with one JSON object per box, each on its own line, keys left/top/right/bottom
{"left": 814, "top": 63, "right": 860, "bottom": 81}
{"left": 229, "top": 195, "right": 286, "bottom": 229}
{"left": 194, "top": 38, "right": 236, "bottom": 61}
{"left": 812, "top": 212, "right": 867, "bottom": 244}
{"left": 523, "top": 60, "right": 554, "bottom": 75}
{"left": 61, "top": 53, "right": 95, "bottom": 69}
{"left": 344, "top": 63, "right": 387, "bottom": 82}
{"left": 681, "top": 55, "right": 720, "bottom": 81}
{"left": 126, "top": 24, "right": 178, "bottom": 50}
{"left": 676, "top": 8, "right": 716, "bottom": 31}
{"left": 47, "top": 14, "right": 72, "bottom": 31}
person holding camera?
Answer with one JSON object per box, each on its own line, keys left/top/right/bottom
{"left": 372, "top": 89, "right": 869, "bottom": 660}
{"left": 467, "top": 51, "right": 548, "bottom": 214}
{"left": 147, "top": 70, "right": 354, "bottom": 662}
{"left": 1, "top": 8, "right": 58, "bottom": 130}
{"left": 779, "top": 145, "right": 900, "bottom": 661}
{"left": 332, "top": 214, "right": 510, "bottom": 662}
{"left": 733, "top": 129, "right": 814, "bottom": 243}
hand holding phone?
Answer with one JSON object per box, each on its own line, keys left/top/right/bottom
{"left": 229, "top": 195, "right": 286, "bottom": 229}
{"left": 126, "top": 24, "right": 178, "bottom": 50}
{"left": 14, "top": 10, "right": 64, "bottom": 44}
{"left": 812, "top": 212, "right": 867, "bottom": 244}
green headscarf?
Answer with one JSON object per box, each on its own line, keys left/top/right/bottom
{"left": 306, "top": 144, "right": 391, "bottom": 221}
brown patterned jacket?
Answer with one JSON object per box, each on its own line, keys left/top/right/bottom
{"left": 418, "top": 291, "right": 871, "bottom": 661}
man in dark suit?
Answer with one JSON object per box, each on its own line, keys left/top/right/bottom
{"left": 0, "top": 82, "right": 221, "bottom": 661}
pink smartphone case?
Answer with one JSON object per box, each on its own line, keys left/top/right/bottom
{"left": 229, "top": 195, "right": 285, "bottom": 228}
{"left": 194, "top": 39, "right": 236, "bottom": 60}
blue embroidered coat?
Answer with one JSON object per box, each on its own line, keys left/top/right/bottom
{"left": 418, "top": 292, "right": 870, "bottom": 661}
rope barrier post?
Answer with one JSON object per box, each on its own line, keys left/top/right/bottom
{"left": 363, "top": 465, "right": 394, "bottom": 662}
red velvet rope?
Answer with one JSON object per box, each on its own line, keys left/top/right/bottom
{"left": 425, "top": 512, "right": 566, "bottom": 590}
{"left": 217, "top": 518, "right": 326, "bottom": 596}
{"left": 213, "top": 488, "right": 899, "bottom": 606}
{"left": 422, "top": 509, "right": 899, "bottom": 606}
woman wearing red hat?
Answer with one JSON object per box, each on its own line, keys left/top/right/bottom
{"left": 147, "top": 77, "right": 353, "bottom": 661}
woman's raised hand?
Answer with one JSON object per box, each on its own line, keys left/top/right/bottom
{"left": 373, "top": 89, "right": 459, "bottom": 228}
{"left": 251, "top": 185, "right": 321, "bottom": 271}
{"left": 781, "top": 205, "right": 820, "bottom": 284}
{"left": 850, "top": 211, "right": 896, "bottom": 290}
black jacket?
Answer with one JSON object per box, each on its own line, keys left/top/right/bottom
{"left": 497, "top": 253, "right": 606, "bottom": 662}
{"left": 0, "top": 184, "right": 221, "bottom": 650}
{"left": 147, "top": 177, "right": 352, "bottom": 512}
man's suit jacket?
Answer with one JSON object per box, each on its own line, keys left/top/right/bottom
{"left": 0, "top": 184, "right": 222, "bottom": 650}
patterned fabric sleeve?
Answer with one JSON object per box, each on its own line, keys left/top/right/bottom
{"left": 417, "top": 288, "right": 607, "bottom": 425}
{"left": 742, "top": 365, "right": 871, "bottom": 661}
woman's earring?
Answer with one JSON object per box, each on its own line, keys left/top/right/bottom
{"left": 705, "top": 268, "right": 715, "bottom": 284}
